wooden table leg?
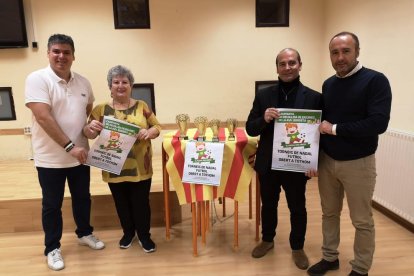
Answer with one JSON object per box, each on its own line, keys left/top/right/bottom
{"left": 192, "top": 202, "right": 197, "bottom": 256}
{"left": 197, "top": 201, "right": 201, "bottom": 236}
{"left": 162, "top": 145, "right": 171, "bottom": 240}
{"left": 206, "top": 200, "right": 210, "bottom": 232}
{"left": 222, "top": 197, "right": 226, "bottom": 217}
{"left": 234, "top": 200, "right": 239, "bottom": 249}
{"left": 255, "top": 173, "right": 261, "bottom": 241}
{"left": 201, "top": 201, "right": 206, "bottom": 245}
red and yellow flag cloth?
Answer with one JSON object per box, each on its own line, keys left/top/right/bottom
{"left": 163, "top": 128, "right": 257, "bottom": 205}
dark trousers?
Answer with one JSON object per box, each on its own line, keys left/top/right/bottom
{"left": 259, "top": 170, "right": 308, "bottom": 250}
{"left": 37, "top": 165, "right": 93, "bottom": 256}
{"left": 108, "top": 179, "right": 152, "bottom": 241}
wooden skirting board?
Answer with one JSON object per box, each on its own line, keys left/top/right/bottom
{"left": 0, "top": 191, "right": 181, "bottom": 234}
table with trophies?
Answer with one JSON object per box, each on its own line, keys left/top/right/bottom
{"left": 162, "top": 115, "right": 258, "bottom": 256}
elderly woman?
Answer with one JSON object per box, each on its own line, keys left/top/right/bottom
{"left": 83, "top": 65, "right": 161, "bottom": 253}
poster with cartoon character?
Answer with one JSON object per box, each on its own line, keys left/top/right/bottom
{"left": 271, "top": 108, "right": 322, "bottom": 173}
{"left": 182, "top": 141, "right": 225, "bottom": 186}
{"left": 86, "top": 116, "right": 140, "bottom": 175}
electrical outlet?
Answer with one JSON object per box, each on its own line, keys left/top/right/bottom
{"left": 24, "top": 126, "right": 32, "bottom": 135}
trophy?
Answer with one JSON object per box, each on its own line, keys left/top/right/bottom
{"left": 209, "top": 119, "right": 221, "bottom": 142}
{"left": 194, "top": 116, "right": 208, "bottom": 141}
{"left": 226, "top": 118, "right": 238, "bottom": 141}
{"left": 176, "top": 114, "right": 190, "bottom": 140}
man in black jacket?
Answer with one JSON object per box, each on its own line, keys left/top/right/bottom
{"left": 246, "top": 48, "right": 321, "bottom": 270}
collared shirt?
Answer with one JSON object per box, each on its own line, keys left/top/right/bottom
{"left": 25, "top": 65, "right": 94, "bottom": 168}
{"left": 336, "top": 62, "right": 362, "bottom": 78}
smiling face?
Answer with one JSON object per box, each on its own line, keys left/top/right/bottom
{"left": 287, "top": 125, "right": 298, "bottom": 134}
{"left": 110, "top": 75, "right": 132, "bottom": 101}
{"left": 276, "top": 49, "right": 302, "bottom": 82}
{"left": 329, "top": 34, "right": 359, "bottom": 77}
{"left": 47, "top": 43, "right": 74, "bottom": 80}
{"left": 196, "top": 143, "right": 205, "bottom": 151}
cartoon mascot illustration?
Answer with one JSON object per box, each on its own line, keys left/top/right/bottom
{"left": 100, "top": 131, "right": 123, "bottom": 153}
{"left": 285, "top": 123, "right": 305, "bottom": 144}
{"left": 195, "top": 141, "right": 210, "bottom": 160}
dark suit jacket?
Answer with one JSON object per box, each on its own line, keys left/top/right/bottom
{"left": 246, "top": 82, "right": 321, "bottom": 174}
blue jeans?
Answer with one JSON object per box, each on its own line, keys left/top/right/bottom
{"left": 37, "top": 165, "right": 93, "bottom": 255}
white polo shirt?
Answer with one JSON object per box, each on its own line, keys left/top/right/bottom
{"left": 25, "top": 65, "right": 95, "bottom": 168}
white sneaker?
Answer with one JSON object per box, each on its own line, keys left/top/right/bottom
{"left": 47, "top": 248, "right": 64, "bottom": 271}
{"left": 78, "top": 234, "right": 105, "bottom": 250}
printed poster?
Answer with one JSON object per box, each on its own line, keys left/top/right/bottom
{"left": 271, "top": 108, "right": 322, "bottom": 173}
{"left": 86, "top": 116, "right": 140, "bottom": 175}
{"left": 182, "top": 141, "right": 225, "bottom": 186}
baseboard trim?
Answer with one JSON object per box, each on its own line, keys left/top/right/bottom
{"left": 0, "top": 191, "right": 181, "bottom": 233}
{"left": 372, "top": 200, "right": 414, "bottom": 233}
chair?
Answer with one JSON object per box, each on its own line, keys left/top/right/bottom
{"left": 131, "top": 83, "right": 156, "bottom": 114}
{"left": 255, "top": 80, "right": 278, "bottom": 95}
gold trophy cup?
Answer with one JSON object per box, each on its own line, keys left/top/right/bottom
{"left": 209, "top": 119, "right": 221, "bottom": 142}
{"left": 176, "top": 114, "right": 190, "bottom": 140}
{"left": 194, "top": 116, "right": 208, "bottom": 141}
{"left": 226, "top": 118, "right": 238, "bottom": 141}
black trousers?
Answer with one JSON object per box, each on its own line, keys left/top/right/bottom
{"left": 108, "top": 179, "right": 152, "bottom": 241}
{"left": 37, "top": 165, "right": 93, "bottom": 256}
{"left": 259, "top": 170, "right": 308, "bottom": 250}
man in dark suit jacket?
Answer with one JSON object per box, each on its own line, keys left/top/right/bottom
{"left": 246, "top": 48, "right": 321, "bottom": 270}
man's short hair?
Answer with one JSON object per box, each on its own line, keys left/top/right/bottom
{"left": 330, "top": 31, "right": 360, "bottom": 50}
{"left": 47, "top": 34, "right": 75, "bottom": 53}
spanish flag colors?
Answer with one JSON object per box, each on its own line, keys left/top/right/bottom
{"left": 163, "top": 128, "right": 257, "bottom": 205}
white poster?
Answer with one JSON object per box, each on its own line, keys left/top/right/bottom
{"left": 86, "top": 116, "right": 140, "bottom": 175}
{"left": 271, "top": 108, "right": 322, "bottom": 173}
{"left": 182, "top": 141, "right": 225, "bottom": 186}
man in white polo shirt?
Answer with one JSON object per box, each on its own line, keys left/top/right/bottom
{"left": 25, "top": 34, "right": 105, "bottom": 271}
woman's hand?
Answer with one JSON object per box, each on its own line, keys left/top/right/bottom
{"left": 137, "top": 127, "right": 159, "bottom": 140}
{"left": 305, "top": 169, "right": 318, "bottom": 178}
{"left": 83, "top": 120, "right": 103, "bottom": 139}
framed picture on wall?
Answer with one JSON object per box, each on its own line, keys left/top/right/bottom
{"left": 113, "top": 0, "right": 150, "bottom": 29}
{"left": 0, "top": 87, "right": 17, "bottom": 120}
{"left": 256, "top": 0, "right": 290, "bottom": 27}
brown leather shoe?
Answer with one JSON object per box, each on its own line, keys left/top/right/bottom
{"left": 251, "top": 241, "right": 274, "bottom": 258}
{"left": 292, "top": 249, "right": 309, "bottom": 270}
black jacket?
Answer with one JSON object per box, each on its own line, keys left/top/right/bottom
{"left": 246, "top": 82, "right": 321, "bottom": 174}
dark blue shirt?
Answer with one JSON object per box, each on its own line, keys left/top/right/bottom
{"left": 321, "top": 67, "right": 392, "bottom": 160}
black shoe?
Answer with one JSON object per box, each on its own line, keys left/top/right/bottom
{"left": 307, "top": 259, "right": 339, "bottom": 276}
{"left": 349, "top": 270, "right": 368, "bottom": 276}
{"left": 138, "top": 238, "right": 156, "bottom": 253}
{"left": 119, "top": 235, "right": 135, "bottom": 249}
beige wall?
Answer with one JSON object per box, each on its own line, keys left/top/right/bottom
{"left": 0, "top": 0, "right": 325, "bottom": 159}
{"left": 0, "top": 0, "right": 412, "bottom": 160}
{"left": 322, "top": 0, "right": 414, "bottom": 133}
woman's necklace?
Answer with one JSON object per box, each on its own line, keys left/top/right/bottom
{"left": 281, "top": 87, "right": 296, "bottom": 101}
{"left": 112, "top": 98, "right": 131, "bottom": 120}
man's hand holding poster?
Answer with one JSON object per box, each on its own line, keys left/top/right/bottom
{"left": 86, "top": 116, "right": 140, "bottom": 175}
{"left": 271, "top": 108, "right": 322, "bottom": 173}
{"left": 182, "top": 141, "right": 225, "bottom": 186}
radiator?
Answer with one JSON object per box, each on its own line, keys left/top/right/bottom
{"left": 374, "top": 129, "right": 414, "bottom": 224}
